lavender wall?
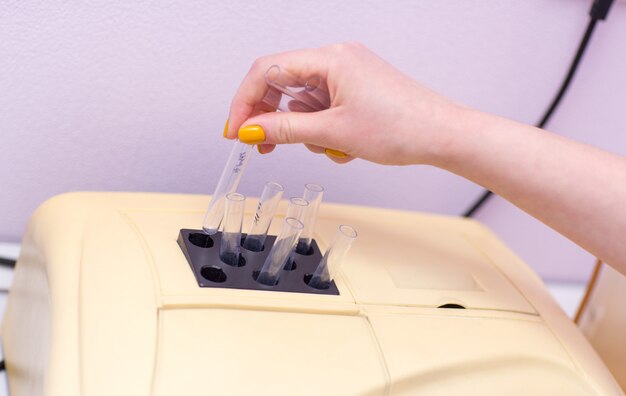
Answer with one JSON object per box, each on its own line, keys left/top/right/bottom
{"left": 1, "top": 1, "right": 625, "bottom": 281}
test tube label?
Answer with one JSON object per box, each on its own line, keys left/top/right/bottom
{"left": 232, "top": 152, "right": 247, "bottom": 174}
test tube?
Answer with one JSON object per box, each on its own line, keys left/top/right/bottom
{"left": 256, "top": 217, "right": 304, "bottom": 286}
{"left": 297, "top": 183, "right": 324, "bottom": 254}
{"left": 263, "top": 65, "right": 330, "bottom": 112}
{"left": 203, "top": 65, "right": 328, "bottom": 235}
{"left": 202, "top": 140, "right": 254, "bottom": 235}
{"left": 203, "top": 66, "right": 327, "bottom": 235}
{"left": 283, "top": 197, "right": 310, "bottom": 270}
{"left": 286, "top": 197, "right": 309, "bottom": 222}
{"left": 307, "top": 225, "right": 358, "bottom": 290}
{"left": 220, "top": 192, "right": 246, "bottom": 267}
{"left": 242, "top": 182, "right": 284, "bottom": 252}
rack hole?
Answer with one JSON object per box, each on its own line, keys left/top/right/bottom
{"left": 295, "top": 241, "right": 314, "bottom": 256}
{"left": 283, "top": 260, "right": 297, "bottom": 271}
{"left": 220, "top": 252, "right": 246, "bottom": 267}
{"left": 201, "top": 266, "right": 227, "bottom": 283}
{"left": 252, "top": 270, "right": 280, "bottom": 286}
{"left": 189, "top": 233, "right": 214, "bottom": 248}
{"left": 438, "top": 303, "right": 466, "bottom": 309}
{"left": 241, "top": 237, "right": 265, "bottom": 252}
{"left": 304, "top": 273, "right": 330, "bottom": 290}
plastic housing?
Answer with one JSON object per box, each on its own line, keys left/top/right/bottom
{"left": 2, "top": 192, "right": 623, "bottom": 396}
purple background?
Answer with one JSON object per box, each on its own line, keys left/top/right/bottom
{"left": 1, "top": 1, "right": 625, "bottom": 281}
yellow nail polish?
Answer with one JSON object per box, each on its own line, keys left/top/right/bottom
{"left": 256, "top": 144, "right": 264, "bottom": 154}
{"left": 223, "top": 120, "right": 229, "bottom": 138}
{"left": 238, "top": 125, "right": 266, "bottom": 144}
{"left": 325, "top": 148, "right": 347, "bottom": 158}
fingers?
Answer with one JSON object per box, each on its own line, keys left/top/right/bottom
{"left": 257, "top": 142, "right": 354, "bottom": 164}
{"left": 304, "top": 143, "right": 325, "bottom": 154}
{"left": 237, "top": 109, "right": 354, "bottom": 164}
{"left": 223, "top": 43, "right": 366, "bottom": 165}
{"left": 225, "top": 47, "right": 333, "bottom": 139}
{"left": 257, "top": 143, "right": 275, "bottom": 155}
{"left": 325, "top": 151, "right": 354, "bottom": 164}
{"left": 238, "top": 108, "right": 342, "bottom": 148}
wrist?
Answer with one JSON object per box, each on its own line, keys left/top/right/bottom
{"left": 425, "top": 103, "right": 483, "bottom": 169}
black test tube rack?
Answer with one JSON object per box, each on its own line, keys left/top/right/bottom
{"left": 177, "top": 229, "right": 340, "bottom": 295}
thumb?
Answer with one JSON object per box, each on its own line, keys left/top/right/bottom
{"left": 237, "top": 109, "right": 341, "bottom": 148}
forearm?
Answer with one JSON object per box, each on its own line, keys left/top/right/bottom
{"left": 435, "top": 107, "right": 626, "bottom": 273}
{"left": 230, "top": 44, "right": 626, "bottom": 274}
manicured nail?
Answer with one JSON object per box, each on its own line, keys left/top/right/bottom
{"left": 238, "top": 125, "right": 265, "bottom": 144}
{"left": 325, "top": 148, "right": 347, "bottom": 158}
{"left": 223, "top": 120, "right": 229, "bottom": 138}
{"left": 256, "top": 144, "right": 264, "bottom": 154}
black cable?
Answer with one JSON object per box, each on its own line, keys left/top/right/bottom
{"left": 0, "top": 257, "right": 16, "bottom": 268}
{"left": 590, "top": 0, "right": 614, "bottom": 20}
{"left": 536, "top": 18, "right": 598, "bottom": 130}
{"left": 462, "top": 0, "right": 613, "bottom": 218}
{"left": 462, "top": 189, "right": 495, "bottom": 218}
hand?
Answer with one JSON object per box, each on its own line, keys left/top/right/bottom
{"left": 224, "top": 42, "right": 464, "bottom": 165}
{"left": 224, "top": 43, "right": 626, "bottom": 276}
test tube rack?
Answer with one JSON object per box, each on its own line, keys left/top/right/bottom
{"left": 177, "top": 229, "right": 340, "bottom": 295}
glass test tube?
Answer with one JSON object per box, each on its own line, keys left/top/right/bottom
{"left": 203, "top": 65, "right": 327, "bottom": 236}
{"left": 242, "top": 181, "right": 284, "bottom": 252}
{"left": 220, "top": 192, "right": 246, "bottom": 266}
{"left": 263, "top": 65, "right": 330, "bottom": 113}
{"left": 284, "top": 197, "right": 309, "bottom": 270}
{"left": 256, "top": 217, "right": 304, "bottom": 286}
{"left": 308, "top": 225, "right": 358, "bottom": 290}
{"left": 297, "top": 183, "right": 324, "bottom": 254}
{"left": 286, "top": 197, "right": 309, "bottom": 222}
{"left": 202, "top": 140, "right": 254, "bottom": 235}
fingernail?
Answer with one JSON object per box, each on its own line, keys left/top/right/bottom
{"left": 325, "top": 148, "right": 347, "bottom": 158}
{"left": 238, "top": 125, "right": 265, "bottom": 144}
{"left": 256, "top": 144, "right": 264, "bottom": 155}
{"left": 223, "top": 119, "right": 229, "bottom": 138}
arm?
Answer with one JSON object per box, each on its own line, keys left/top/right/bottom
{"left": 438, "top": 109, "right": 626, "bottom": 273}
{"left": 224, "top": 42, "right": 626, "bottom": 275}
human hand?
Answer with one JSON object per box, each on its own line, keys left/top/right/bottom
{"left": 224, "top": 42, "right": 465, "bottom": 166}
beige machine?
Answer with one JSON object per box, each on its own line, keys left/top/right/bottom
{"left": 2, "top": 192, "right": 623, "bottom": 395}
{"left": 577, "top": 262, "right": 626, "bottom": 390}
